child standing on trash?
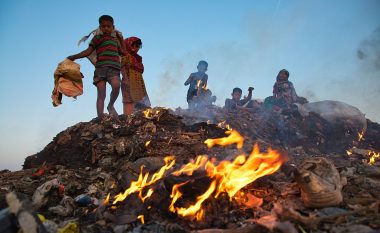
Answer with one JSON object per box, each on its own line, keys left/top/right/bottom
{"left": 184, "top": 60, "right": 208, "bottom": 109}
{"left": 121, "top": 37, "right": 150, "bottom": 115}
{"left": 67, "top": 15, "right": 125, "bottom": 119}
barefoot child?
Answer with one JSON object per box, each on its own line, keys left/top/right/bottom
{"left": 67, "top": 15, "right": 125, "bottom": 119}
{"left": 184, "top": 60, "right": 208, "bottom": 109}
{"left": 121, "top": 37, "right": 150, "bottom": 115}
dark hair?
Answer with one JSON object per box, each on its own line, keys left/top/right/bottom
{"left": 232, "top": 87, "right": 242, "bottom": 94}
{"left": 99, "top": 15, "right": 114, "bottom": 24}
{"left": 131, "top": 38, "right": 142, "bottom": 48}
{"left": 198, "top": 60, "right": 208, "bottom": 68}
{"left": 279, "top": 69, "right": 289, "bottom": 77}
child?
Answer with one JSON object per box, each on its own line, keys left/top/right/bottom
{"left": 121, "top": 37, "right": 150, "bottom": 115}
{"left": 184, "top": 60, "right": 208, "bottom": 109}
{"left": 67, "top": 15, "right": 125, "bottom": 119}
{"left": 272, "top": 69, "right": 304, "bottom": 107}
{"left": 224, "top": 87, "right": 255, "bottom": 110}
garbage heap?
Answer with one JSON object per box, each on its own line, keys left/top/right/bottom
{"left": 1, "top": 106, "right": 380, "bottom": 233}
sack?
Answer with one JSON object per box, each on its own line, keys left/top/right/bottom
{"left": 52, "top": 59, "right": 84, "bottom": 106}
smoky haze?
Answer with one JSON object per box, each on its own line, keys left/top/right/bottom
{"left": 152, "top": 2, "right": 380, "bottom": 123}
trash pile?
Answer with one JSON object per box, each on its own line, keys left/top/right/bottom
{"left": 1, "top": 105, "right": 380, "bottom": 233}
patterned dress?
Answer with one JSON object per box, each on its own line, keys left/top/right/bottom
{"left": 121, "top": 37, "right": 150, "bottom": 106}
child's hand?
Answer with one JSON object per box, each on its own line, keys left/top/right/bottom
{"left": 115, "top": 31, "right": 123, "bottom": 40}
{"left": 248, "top": 87, "right": 254, "bottom": 92}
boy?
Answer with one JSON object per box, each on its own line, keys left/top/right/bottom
{"left": 184, "top": 60, "right": 208, "bottom": 109}
{"left": 67, "top": 15, "right": 125, "bottom": 119}
{"left": 224, "top": 87, "right": 255, "bottom": 111}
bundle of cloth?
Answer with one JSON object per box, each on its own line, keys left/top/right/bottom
{"left": 51, "top": 59, "right": 84, "bottom": 106}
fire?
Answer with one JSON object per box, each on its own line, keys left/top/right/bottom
{"left": 169, "top": 130, "right": 285, "bottom": 219}
{"left": 113, "top": 156, "right": 175, "bottom": 204}
{"left": 111, "top": 130, "right": 285, "bottom": 221}
{"left": 204, "top": 130, "right": 244, "bottom": 149}
{"left": 368, "top": 151, "right": 380, "bottom": 165}
{"left": 346, "top": 150, "right": 353, "bottom": 156}
{"left": 358, "top": 131, "right": 365, "bottom": 141}
{"left": 103, "top": 193, "right": 110, "bottom": 205}
{"left": 216, "top": 121, "right": 233, "bottom": 132}
{"left": 143, "top": 108, "right": 160, "bottom": 119}
{"left": 137, "top": 215, "right": 145, "bottom": 224}
{"left": 145, "top": 140, "right": 151, "bottom": 147}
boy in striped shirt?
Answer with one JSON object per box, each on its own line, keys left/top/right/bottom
{"left": 68, "top": 15, "right": 125, "bottom": 119}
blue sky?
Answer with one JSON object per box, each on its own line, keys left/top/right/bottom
{"left": 0, "top": 0, "right": 379, "bottom": 170}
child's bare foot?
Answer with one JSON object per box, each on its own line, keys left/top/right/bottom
{"left": 96, "top": 113, "right": 107, "bottom": 121}
{"left": 107, "top": 105, "right": 118, "bottom": 117}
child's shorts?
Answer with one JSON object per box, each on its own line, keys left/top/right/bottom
{"left": 93, "top": 67, "right": 120, "bottom": 86}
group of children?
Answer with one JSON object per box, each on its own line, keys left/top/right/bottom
{"left": 184, "top": 63, "right": 303, "bottom": 112}
{"left": 67, "top": 15, "right": 303, "bottom": 119}
{"left": 67, "top": 15, "right": 149, "bottom": 119}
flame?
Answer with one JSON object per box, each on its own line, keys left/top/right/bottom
{"left": 145, "top": 141, "right": 151, "bottom": 147}
{"left": 216, "top": 121, "right": 232, "bottom": 132}
{"left": 368, "top": 151, "right": 380, "bottom": 165}
{"left": 358, "top": 131, "right": 365, "bottom": 141}
{"left": 169, "top": 130, "right": 285, "bottom": 219}
{"left": 204, "top": 130, "right": 244, "bottom": 149}
{"left": 137, "top": 215, "right": 145, "bottom": 224}
{"left": 103, "top": 193, "right": 110, "bottom": 205}
{"left": 143, "top": 109, "right": 160, "bottom": 119}
{"left": 111, "top": 130, "right": 285, "bottom": 221}
{"left": 346, "top": 150, "right": 353, "bottom": 156}
{"left": 113, "top": 156, "right": 175, "bottom": 204}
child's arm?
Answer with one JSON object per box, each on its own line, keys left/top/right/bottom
{"left": 116, "top": 31, "right": 126, "bottom": 56}
{"left": 184, "top": 75, "right": 193, "bottom": 86}
{"left": 67, "top": 47, "right": 94, "bottom": 61}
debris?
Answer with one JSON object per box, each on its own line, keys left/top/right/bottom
{"left": 295, "top": 157, "right": 344, "bottom": 208}
{"left": 1, "top": 106, "right": 379, "bottom": 232}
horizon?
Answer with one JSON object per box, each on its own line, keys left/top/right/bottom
{"left": 0, "top": 0, "right": 379, "bottom": 171}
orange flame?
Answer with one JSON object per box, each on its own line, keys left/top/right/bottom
{"left": 169, "top": 130, "right": 285, "bottom": 219}
{"left": 143, "top": 109, "right": 160, "bottom": 119}
{"left": 358, "top": 131, "right": 365, "bottom": 142}
{"left": 145, "top": 140, "right": 151, "bottom": 147}
{"left": 111, "top": 130, "right": 285, "bottom": 221}
{"left": 204, "top": 130, "right": 244, "bottom": 149}
{"left": 103, "top": 193, "right": 110, "bottom": 205}
{"left": 113, "top": 156, "right": 175, "bottom": 204}
{"left": 368, "top": 151, "right": 380, "bottom": 165}
{"left": 137, "top": 215, "right": 145, "bottom": 224}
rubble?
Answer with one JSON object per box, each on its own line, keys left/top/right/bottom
{"left": 1, "top": 106, "right": 380, "bottom": 232}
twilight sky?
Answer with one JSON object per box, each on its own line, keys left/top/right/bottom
{"left": 0, "top": 0, "right": 379, "bottom": 170}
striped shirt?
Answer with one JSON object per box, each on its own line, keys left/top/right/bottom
{"left": 90, "top": 35, "right": 122, "bottom": 70}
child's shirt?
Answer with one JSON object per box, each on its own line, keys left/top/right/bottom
{"left": 90, "top": 35, "right": 122, "bottom": 70}
{"left": 185, "top": 72, "right": 208, "bottom": 91}
{"left": 224, "top": 97, "right": 251, "bottom": 110}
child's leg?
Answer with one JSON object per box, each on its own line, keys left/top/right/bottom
{"left": 123, "top": 102, "right": 134, "bottom": 115}
{"left": 96, "top": 81, "right": 107, "bottom": 117}
{"left": 107, "top": 77, "right": 121, "bottom": 115}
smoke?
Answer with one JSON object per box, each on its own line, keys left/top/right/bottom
{"left": 152, "top": 3, "right": 380, "bottom": 122}
{"left": 357, "top": 26, "right": 380, "bottom": 71}
{"left": 154, "top": 58, "right": 184, "bottom": 107}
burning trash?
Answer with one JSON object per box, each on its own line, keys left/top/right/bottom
{"left": 1, "top": 107, "right": 380, "bottom": 232}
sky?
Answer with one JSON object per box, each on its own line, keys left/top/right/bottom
{"left": 0, "top": 0, "right": 379, "bottom": 171}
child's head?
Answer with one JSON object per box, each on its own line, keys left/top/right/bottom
{"left": 98, "top": 15, "right": 115, "bottom": 35}
{"left": 277, "top": 69, "right": 289, "bottom": 82}
{"left": 231, "top": 87, "right": 242, "bottom": 101}
{"left": 131, "top": 38, "right": 142, "bottom": 53}
{"left": 197, "top": 60, "right": 208, "bottom": 73}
